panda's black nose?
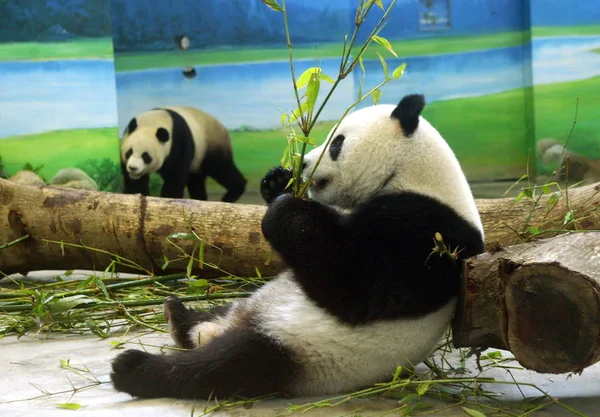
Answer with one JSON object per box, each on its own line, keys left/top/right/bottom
{"left": 128, "top": 166, "right": 138, "bottom": 172}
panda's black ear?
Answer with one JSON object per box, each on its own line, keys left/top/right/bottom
{"left": 391, "top": 94, "right": 425, "bottom": 137}
{"left": 126, "top": 118, "right": 138, "bottom": 135}
{"left": 156, "top": 127, "right": 170, "bottom": 143}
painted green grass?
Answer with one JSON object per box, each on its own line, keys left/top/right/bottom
{"left": 0, "top": 38, "right": 114, "bottom": 62}
{"left": 114, "top": 31, "right": 527, "bottom": 72}
{"left": 532, "top": 24, "right": 600, "bottom": 38}
{"left": 1, "top": 76, "right": 598, "bottom": 197}
{"left": 0, "top": 128, "right": 119, "bottom": 181}
{"left": 424, "top": 89, "right": 531, "bottom": 180}
{"left": 532, "top": 75, "right": 600, "bottom": 161}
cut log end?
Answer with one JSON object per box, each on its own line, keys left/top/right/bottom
{"left": 454, "top": 233, "right": 600, "bottom": 375}
{"left": 501, "top": 262, "right": 600, "bottom": 374}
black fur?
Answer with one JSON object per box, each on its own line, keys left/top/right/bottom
{"left": 121, "top": 161, "right": 149, "bottom": 195}
{"left": 261, "top": 192, "right": 484, "bottom": 325}
{"left": 111, "top": 325, "right": 298, "bottom": 399}
{"left": 122, "top": 108, "right": 247, "bottom": 202}
{"left": 156, "top": 127, "right": 169, "bottom": 143}
{"left": 260, "top": 166, "right": 293, "bottom": 204}
{"left": 391, "top": 94, "right": 425, "bottom": 137}
{"left": 329, "top": 135, "right": 345, "bottom": 161}
{"left": 200, "top": 146, "right": 247, "bottom": 203}
{"left": 126, "top": 117, "right": 137, "bottom": 134}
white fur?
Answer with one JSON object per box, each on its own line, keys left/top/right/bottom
{"left": 189, "top": 322, "right": 226, "bottom": 348}
{"left": 254, "top": 274, "right": 455, "bottom": 395}
{"left": 186, "top": 273, "right": 454, "bottom": 395}
{"left": 120, "top": 106, "right": 231, "bottom": 178}
{"left": 303, "top": 104, "right": 484, "bottom": 237}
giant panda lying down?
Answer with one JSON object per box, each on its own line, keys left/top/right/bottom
{"left": 110, "top": 94, "right": 485, "bottom": 400}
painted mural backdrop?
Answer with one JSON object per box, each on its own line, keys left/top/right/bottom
{"left": 1, "top": 0, "right": 599, "bottom": 203}
{"left": 0, "top": 0, "right": 121, "bottom": 191}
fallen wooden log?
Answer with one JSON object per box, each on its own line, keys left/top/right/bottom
{"left": 1, "top": 178, "right": 599, "bottom": 276}
{"left": 0, "top": 178, "right": 284, "bottom": 277}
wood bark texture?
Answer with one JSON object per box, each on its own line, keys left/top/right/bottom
{"left": 453, "top": 232, "right": 600, "bottom": 374}
{"left": 0, "top": 178, "right": 284, "bottom": 277}
{"left": 1, "top": 179, "right": 599, "bottom": 276}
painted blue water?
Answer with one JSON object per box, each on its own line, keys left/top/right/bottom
{"left": 0, "top": 60, "right": 118, "bottom": 138}
{"left": 0, "top": 36, "right": 599, "bottom": 139}
{"left": 114, "top": 35, "right": 600, "bottom": 132}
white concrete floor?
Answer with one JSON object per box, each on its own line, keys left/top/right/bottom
{"left": 2, "top": 267, "right": 600, "bottom": 417}
{"left": 1, "top": 312, "right": 600, "bottom": 416}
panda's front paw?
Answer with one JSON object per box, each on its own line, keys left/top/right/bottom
{"left": 261, "top": 194, "right": 311, "bottom": 242}
{"left": 260, "top": 166, "right": 293, "bottom": 204}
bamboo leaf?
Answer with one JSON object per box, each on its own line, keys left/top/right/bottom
{"left": 398, "top": 393, "right": 420, "bottom": 404}
{"left": 373, "top": 0, "right": 384, "bottom": 10}
{"left": 56, "top": 403, "right": 81, "bottom": 411}
{"left": 391, "top": 366, "right": 403, "bottom": 382}
{"left": 289, "top": 101, "right": 309, "bottom": 124}
{"left": 563, "top": 210, "right": 574, "bottom": 225}
{"left": 547, "top": 192, "right": 560, "bottom": 210}
{"left": 372, "top": 89, "right": 382, "bottom": 105}
{"left": 186, "top": 247, "right": 195, "bottom": 277}
{"left": 376, "top": 51, "right": 389, "bottom": 80}
{"left": 306, "top": 73, "right": 320, "bottom": 115}
{"left": 373, "top": 35, "right": 398, "bottom": 57}
{"left": 261, "top": 0, "right": 283, "bottom": 12}
{"left": 198, "top": 241, "right": 206, "bottom": 269}
{"left": 392, "top": 62, "right": 407, "bottom": 79}
{"left": 188, "top": 279, "right": 209, "bottom": 289}
{"left": 297, "top": 136, "right": 316, "bottom": 146}
{"left": 297, "top": 67, "right": 321, "bottom": 89}
{"left": 48, "top": 295, "right": 95, "bottom": 314}
{"left": 514, "top": 191, "right": 525, "bottom": 204}
{"left": 319, "top": 73, "right": 335, "bottom": 83}
{"left": 416, "top": 382, "right": 431, "bottom": 396}
{"left": 93, "top": 276, "right": 110, "bottom": 298}
{"left": 359, "top": 55, "right": 366, "bottom": 77}
{"left": 462, "top": 407, "right": 487, "bottom": 417}
{"left": 485, "top": 350, "right": 503, "bottom": 359}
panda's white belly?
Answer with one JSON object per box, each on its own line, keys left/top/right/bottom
{"left": 248, "top": 272, "right": 456, "bottom": 396}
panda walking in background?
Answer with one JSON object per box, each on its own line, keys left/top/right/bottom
{"left": 110, "top": 94, "right": 485, "bottom": 400}
{"left": 120, "top": 106, "right": 247, "bottom": 203}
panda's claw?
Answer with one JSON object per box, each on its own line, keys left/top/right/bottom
{"left": 260, "top": 166, "right": 293, "bottom": 204}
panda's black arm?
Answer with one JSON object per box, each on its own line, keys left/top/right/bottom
{"left": 263, "top": 193, "right": 484, "bottom": 325}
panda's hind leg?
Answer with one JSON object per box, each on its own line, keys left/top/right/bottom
{"left": 186, "top": 172, "right": 208, "bottom": 200}
{"left": 201, "top": 152, "right": 247, "bottom": 203}
{"left": 111, "top": 326, "right": 298, "bottom": 399}
{"left": 163, "top": 296, "right": 231, "bottom": 349}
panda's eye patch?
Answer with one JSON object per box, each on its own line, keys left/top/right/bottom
{"left": 142, "top": 152, "right": 153, "bottom": 164}
{"left": 125, "top": 149, "right": 133, "bottom": 159}
{"left": 329, "top": 134, "right": 345, "bottom": 161}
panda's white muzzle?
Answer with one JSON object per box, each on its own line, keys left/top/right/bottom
{"left": 126, "top": 158, "right": 146, "bottom": 179}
